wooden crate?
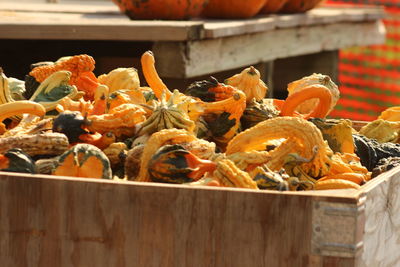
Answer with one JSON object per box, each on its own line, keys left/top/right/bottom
{"left": 0, "top": 163, "right": 399, "bottom": 267}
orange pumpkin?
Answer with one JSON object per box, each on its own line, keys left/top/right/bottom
{"left": 112, "top": 0, "right": 208, "bottom": 20}
{"left": 202, "top": 0, "right": 268, "bottom": 19}
{"left": 259, "top": 0, "right": 289, "bottom": 14}
{"left": 280, "top": 0, "right": 324, "bottom": 13}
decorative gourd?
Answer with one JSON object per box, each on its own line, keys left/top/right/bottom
{"left": 0, "top": 148, "right": 36, "bottom": 174}
{"left": 52, "top": 111, "right": 89, "bottom": 143}
{"left": 187, "top": 78, "right": 246, "bottom": 147}
{"left": 225, "top": 66, "right": 268, "bottom": 103}
{"left": 53, "top": 143, "right": 112, "bottom": 179}
{"left": 317, "top": 172, "right": 365, "bottom": 185}
{"left": 0, "top": 70, "right": 16, "bottom": 107}
{"left": 0, "top": 100, "right": 46, "bottom": 134}
{"left": 108, "top": 89, "right": 147, "bottom": 111}
{"left": 359, "top": 119, "right": 400, "bottom": 143}
{"left": 137, "top": 90, "right": 195, "bottom": 136}
{"left": 212, "top": 159, "right": 258, "bottom": 189}
{"left": 378, "top": 106, "right": 400, "bottom": 121}
{"left": 103, "top": 142, "right": 128, "bottom": 168}
{"left": 280, "top": 0, "right": 324, "bottom": 13}
{"left": 185, "top": 77, "right": 223, "bottom": 102}
{"left": 87, "top": 103, "right": 147, "bottom": 137}
{"left": 98, "top": 67, "right": 140, "bottom": 93}
{"left": 241, "top": 98, "right": 280, "bottom": 130}
{"left": 353, "top": 134, "right": 400, "bottom": 171}
{"left": 0, "top": 132, "right": 69, "bottom": 157}
{"left": 280, "top": 84, "right": 332, "bottom": 119}
{"left": 91, "top": 84, "right": 109, "bottom": 115}
{"left": 259, "top": 0, "right": 289, "bottom": 14}
{"left": 125, "top": 144, "right": 145, "bottom": 180}
{"left": 78, "top": 132, "right": 117, "bottom": 150}
{"left": 28, "top": 54, "right": 98, "bottom": 101}
{"left": 0, "top": 70, "right": 26, "bottom": 108}
{"left": 140, "top": 51, "right": 204, "bottom": 122}
{"left": 148, "top": 144, "right": 216, "bottom": 184}
{"left": 250, "top": 164, "right": 289, "bottom": 191}
{"left": 202, "top": 0, "right": 267, "bottom": 19}
{"left": 112, "top": 0, "right": 208, "bottom": 20}
{"left": 226, "top": 116, "right": 333, "bottom": 177}
{"left": 141, "top": 51, "right": 172, "bottom": 100}
{"left": 287, "top": 73, "right": 339, "bottom": 115}
{"left": 29, "top": 71, "right": 80, "bottom": 113}
{"left": 314, "top": 179, "right": 360, "bottom": 190}
{"left": 310, "top": 118, "right": 355, "bottom": 154}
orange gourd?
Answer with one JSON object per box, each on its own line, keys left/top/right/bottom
{"left": 280, "top": 0, "right": 324, "bottom": 13}
{"left": 53, "top": 144, "right": 112, "bottom": 179}
{"left": 280, "top": 84, "right": 332, "bottom": 119}
{"left": 259, "top": 0, "right": 289, "bottom": 14}
{"left": 112, "top": 0, "right": 208, "bottom": 20}
{"left": 318, "top": 173, "right": 365, "bottom": 185}
{"left": 202, "top": 0, "right": 268, "bottom": 19}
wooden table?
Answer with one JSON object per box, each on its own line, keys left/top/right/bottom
{"left": 0, "top": 2, "right": 386, "bottom": 94}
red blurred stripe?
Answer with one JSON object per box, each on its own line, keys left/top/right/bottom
{"left": 338, "top": 98, "right": 387, "bottom": 113}
{"left": 339, "top": 64, "right": 400, "bottom": 79}
{"left": 340, "top": 52, "right": 400, "bottom": 66}
{"left": 339, "top": 85, "right": 400, "bottom": 105}
{"left": 387, "top": 33, "right": 400, "bottom": 41}
{"left": 329, "top": 109, "right": 377, "bottom": 121}
{"left": 339, "top": 74, "right": 400, "bottom": 93}
{"left": 368, "top": 45, "right": 400, "bottom": 53}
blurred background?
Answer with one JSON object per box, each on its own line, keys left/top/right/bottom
{"left": 327, "top": 0, "right": 400, "bottom": 121}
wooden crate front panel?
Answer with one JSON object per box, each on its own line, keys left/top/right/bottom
{"left": 0, "top": 173, "right": 359, "bottom": 267}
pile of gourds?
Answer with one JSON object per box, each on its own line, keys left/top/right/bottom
{"left": 1, "top": 51, "right": 399, "bottom": 191}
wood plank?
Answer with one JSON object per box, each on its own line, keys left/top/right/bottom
{"left": 0, "top": 11, "right": 204, "bottom": 41}
{"left": 358, "top": 167, "right": 400, "bottom": 267}
{"left": 203, "top": 16, "right": 276, "bottom": 39}
{"left": 0, "top": 6, "right": 385, "bottom": 41}
{"left": 0, "top": 2, "right": 120, "bottom": 14}
{"left": 204, "top": 7, "right": 385, "bottom": 38}
{"left": 154, "top": 20, "right": 386, "bottom": 78}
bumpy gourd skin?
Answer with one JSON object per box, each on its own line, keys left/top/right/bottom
{"left": 353, "top": 134, "right": 400, "bottom": 171}
{"left": 226, "top": 116, "right": 333, "bottom": 177}
{"left": 141, "top": 51, "right": 247, "bottom": 149}
{"left": 310, "top": 118, "right": 355, "bottom": 154}
{"left": 358, "top": 119, "right": 400, "bottom": 143}
{"left": 225, "top": 66, "right": 269, "bottom": 103}
{"left": 29, "top": 55, "right": 98, "bottom": 101}
{"left": 286, "top": 73, "right": 339, "bottom": 116}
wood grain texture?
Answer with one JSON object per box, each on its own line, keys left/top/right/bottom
{"left": 154, "top": 20, "right": 385, "bottom": 78}
{"left": 0, "top": 165, "right": 398, "bottom": 267}
{"left": 0, "top": 6, "right": 385, "bottom": 41}
{"left": 0, "top": 172, "right": 357, "bottom": 267}
{"left": 359, "top": 167, "right": 400, "bottom": 267}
